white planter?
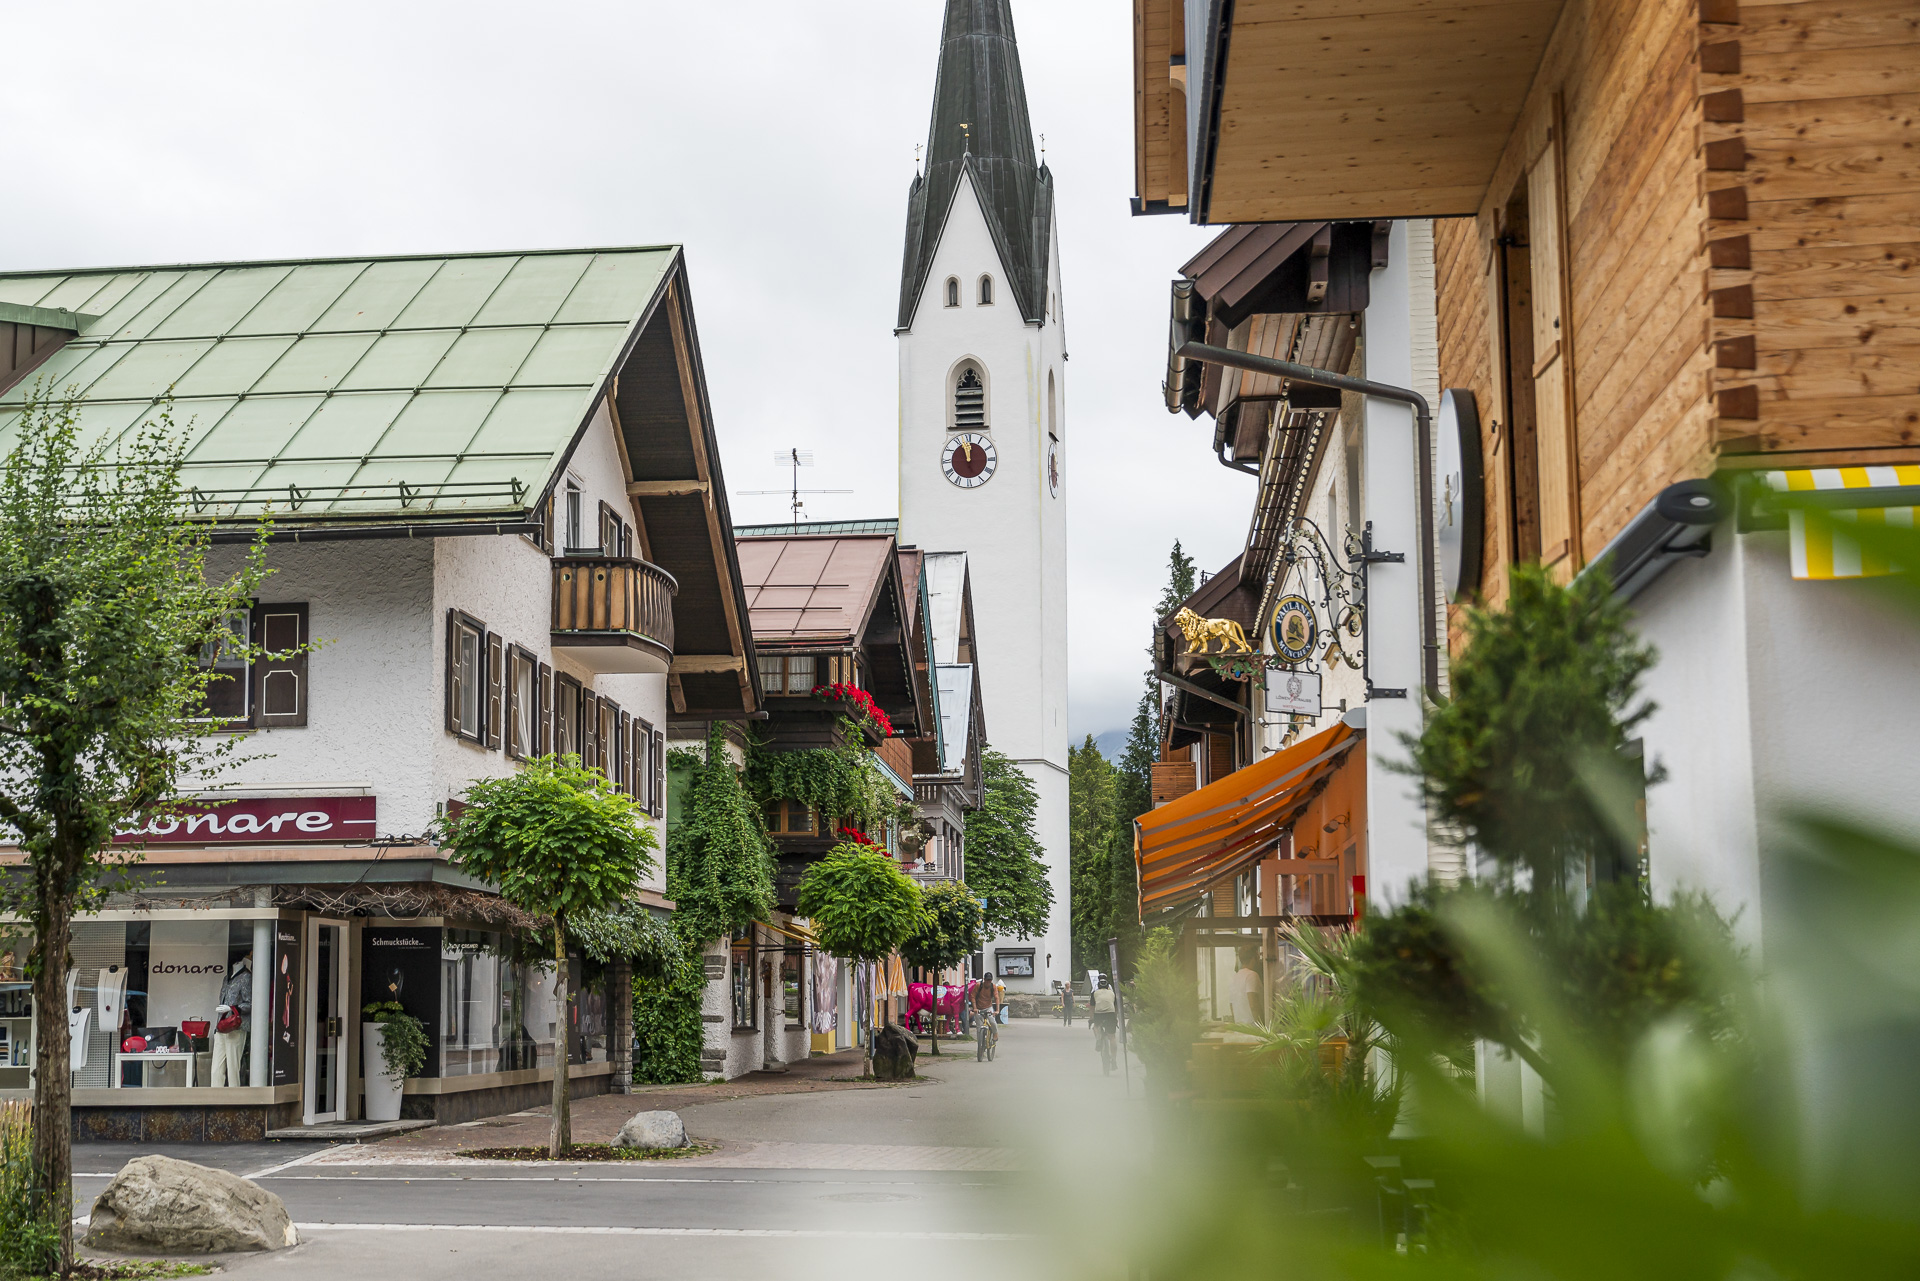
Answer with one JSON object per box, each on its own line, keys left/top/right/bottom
{"left": 362, "top": 1022, "right": 404, "bottom": 1122}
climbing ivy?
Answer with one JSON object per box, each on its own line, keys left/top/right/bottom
{"left": 666, "top": 725, "right": 778, "bottom": 947}
{"left": 746, "top": 718, "right": 902, "bottom": 832}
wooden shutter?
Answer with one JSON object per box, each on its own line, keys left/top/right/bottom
{"left": 581, "top": 691, "right": 599, "bottom": 769}
{"left": 537, "top": 663, "right": 552, "bottom": 756}
{"left": 1527, "top": 102, "right": 1581, "bottom": 579}
{"left": 253, "top": 603, "right": 308, "bottom": 728}
{"left": 618, "top": 711, "right": 633, "bottom": 794}
{"left": 542, "top": 493, "right": 555, "bottom": 553}
{"left": 1480, "top": 228, "right": 1514, "bottom": 602}
{"left": 650, "top": 729, "right": 665, "bottom": 818}
{"left": 485, "top": 633, "right": 504, "bottom": 749}
{"left": 445, "top": 609, "right": 462, "bottom": 735}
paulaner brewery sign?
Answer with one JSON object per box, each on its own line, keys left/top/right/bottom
{"left": 114, "top": 796, "right": 376, "bottom": 844}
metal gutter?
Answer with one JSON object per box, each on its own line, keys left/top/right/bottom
{"left": 1580, "top": 479, "right": 1727, "bottom": 602}
{"left": 1176, "top": 340, "right": 1439, "bottom": 701}
{"left": 208, "top": 519, "right": 541, "bottom": 544}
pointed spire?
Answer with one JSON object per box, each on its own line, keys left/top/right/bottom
{"left": 897, "top": 0, "right": 1054, "bottom": 330}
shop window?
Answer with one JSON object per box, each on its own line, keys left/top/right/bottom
{"left": 730, "top": 936, "right": 756, "bottom": 1030}
{"left": 440, "top": 929, "right": 543, "bottom": 1077}
{"left": 445, "top": 611, "right": 488, "bottom": 743}
{"left": 782, "top": 952, "right": 802, "bottom": 1028}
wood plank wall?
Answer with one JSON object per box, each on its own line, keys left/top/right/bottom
{"left": 1708, "top": 0, "right": 1920, "bottom": 462}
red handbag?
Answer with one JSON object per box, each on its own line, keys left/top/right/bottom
{"left": 180, "top": 1019, "right": 210, "bottom": 1039}
{"left": 121, "top": 1035, "right": 147, "bottom": 1053}
{"left": 216, "top": 1011, "right": 242, "bottom": 1033}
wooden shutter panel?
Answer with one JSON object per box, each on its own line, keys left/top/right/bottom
{"left": 581, "top": 691, "right": 599, "bottom": 769}
{"left": 542, "top": 494, "right": 556, "bottom": 553}
{"left": 485, "top": 633, "right": 504, "bottom": 749}
{"left": 254, "top": 603, "right": 308, "bottom": 728}
{"left": 651, "top": 729, "right": 666, "bottom": 818}
{"left": 1480, "top": 230, "right": 1514, "bottom": 604}
{"left": 618, "top": 711, "right": 633, "bottom": 794}
{"left": 1527, "top": 106, "right": 1581, "bottom": 580}
{"left": 445, "top": 609, "right": 461, "bottom": 734}
{"left": 537, "top": 663, "right": 552, "bottom": 756}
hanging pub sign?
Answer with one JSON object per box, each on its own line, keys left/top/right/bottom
{"left": 115, "top": 796, "right": 376, "bottom": 845}
{"left": 1435, "top": 388, "right": 1485, "bottom": 602}
{"left": 1265, "top": 668, "right": 1323, "bottom": 718}
{"left": 1270, "top": 595, "right": 1319, "bottom": 665}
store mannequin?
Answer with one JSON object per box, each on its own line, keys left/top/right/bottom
{"left": 212, "top": 952, "right": 252, "bottom": 1088}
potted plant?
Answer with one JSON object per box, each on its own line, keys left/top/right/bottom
{"left": 361, "top": 1000, "right": 428, "bottom": 1122}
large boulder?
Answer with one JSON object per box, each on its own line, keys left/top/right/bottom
{"left": 614, "top": 1110, "right": 688, "bottom": 1150}
{"left": 871, "top": 1021, "right": 919, "bottom": 1080}
{"left": 86, "top": 1155, "right": 297, "bottom": 1254}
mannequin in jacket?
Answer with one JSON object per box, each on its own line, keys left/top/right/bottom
{"left": 212, "top": 952, "right": 252, "bottom": 1087}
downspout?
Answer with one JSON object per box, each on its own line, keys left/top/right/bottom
{"left": 1175, "top": 341, "right": 1440, "bottom": 702}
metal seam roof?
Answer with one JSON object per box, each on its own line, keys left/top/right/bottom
{"left": 0, "top": 247, "right": 679, "bottom": 524}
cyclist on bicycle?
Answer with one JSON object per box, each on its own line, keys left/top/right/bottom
{"left": 1091, "top": 977, "right": 1118, "bottom": 1072}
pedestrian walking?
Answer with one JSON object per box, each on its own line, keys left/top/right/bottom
{"left": 1060, "top": 979, "right": 1074, "bottom": 1025}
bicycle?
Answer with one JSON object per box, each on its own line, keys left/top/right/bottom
{"left": 976, "top": 1008, "right": 998, "bottom": 1061}
{"left": 1093, "top": 1016, "right": 1117, "bottom": 1075}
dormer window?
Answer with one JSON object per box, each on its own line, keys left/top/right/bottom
{"left": 954, "top": 366, "right": 987, "bottom": 430}
{"left": 945, "top": 277, "right": 960, "bottom": 308}
{"left": 978, "top": 275, "right": 994, "bottom": 305}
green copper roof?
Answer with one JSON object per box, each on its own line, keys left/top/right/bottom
{"left": 0, "top": 247, "right": 677, "bottom": 525}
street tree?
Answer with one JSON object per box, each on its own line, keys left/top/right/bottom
{"left": 964, "top": 747, "right": 1053, "bottom": 941}
{"left": 899, "top": 879, "right": 983, "bottom": 1054}
{"left": 797, "top": 841, "right": 923, "bottom": 1045}
{"left": 1068, "top": 735, "right": 1118, "bottom": 976}
{"left": 436, "top": 755, "right": 657, "bottom": 1156}
{"left": 0, "top": 396, "right": 271, "bottom": 1274}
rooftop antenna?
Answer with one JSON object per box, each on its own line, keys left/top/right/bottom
{"left": 1040, "top": 131, "right": 1046, "bottom": 160}
{"left": 960, "top": 121, "right": 970, "bottom": 154}
{"left": 914, "top": 142, "right": 923, "bottom": 175}
{"left": 741, "top": 449, "right": 852, "bottom": 533}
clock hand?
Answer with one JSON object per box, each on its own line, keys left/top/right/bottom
{"left": 961, "top": 443, "right": 973, "bottom": 463}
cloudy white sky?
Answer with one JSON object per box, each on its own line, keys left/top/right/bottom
{"left": 2, "top": 0, "right": 1253, "bottom": 745}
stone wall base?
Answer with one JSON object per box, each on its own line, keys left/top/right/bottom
{"left": 73, "top": 1102, "right": 303, "bottom": 1143}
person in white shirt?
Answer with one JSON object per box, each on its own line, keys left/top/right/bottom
{"left": 1229, "top": 950, "right": 1262, "bottom": 1026}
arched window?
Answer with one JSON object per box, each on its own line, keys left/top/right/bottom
{"left": 978, "top": 275, "right": 994, "bottom": 305}
{"left": 945, "top": 277, "right": 959, "bottom": 308}
{"left": 954, "top": 365, "right": 987, "bottom": 430}
{"left": 1047, "top": 370, "right": 1058, "bottom": 440}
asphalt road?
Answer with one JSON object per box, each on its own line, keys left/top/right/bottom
{"left": 73, "top": 1017, "right": 1146, "bottom": 1281}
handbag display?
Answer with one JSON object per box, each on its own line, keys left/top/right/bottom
{"left": 216, "top": 1010, "right": 242, "bottom": 1033}
{"left": 121, "top": 1035, "right": 146, "bottom": 1053}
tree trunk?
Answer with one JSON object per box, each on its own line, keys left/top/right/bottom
{"left": 31, "top": 892, "right": 74, "bottom": 1275}
{"left": 549, "top": 922, "right": 571, "bottom": 1158}
{"left": 928, "top": 973, "right": 939, "bottom": 1056}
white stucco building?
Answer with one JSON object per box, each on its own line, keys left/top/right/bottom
{"left": 895, "top": 0, "right": 1070, "bottom": 992}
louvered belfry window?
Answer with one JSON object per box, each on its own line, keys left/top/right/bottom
{"left": 954, "top": 367, "right": 986, "bottom": 430}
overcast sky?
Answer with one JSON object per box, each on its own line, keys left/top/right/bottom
{"left": 2, "top": 0, "right": 1252, "bottom": 745}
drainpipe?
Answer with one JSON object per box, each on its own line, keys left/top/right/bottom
{"left": 1174, "top": 340, "right": 1439, "bottom": 702}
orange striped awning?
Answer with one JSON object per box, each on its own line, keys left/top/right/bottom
{"left": 1135, "top": 722, "right": 1361, "bottom": 911}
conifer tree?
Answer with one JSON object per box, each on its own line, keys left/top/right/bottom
{"left": 1068, "top": 735, "right": 1118, "bottom": 975}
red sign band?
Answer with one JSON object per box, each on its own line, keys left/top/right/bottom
{"left": 114, "top": 796, "right": 376, "bottom": 845}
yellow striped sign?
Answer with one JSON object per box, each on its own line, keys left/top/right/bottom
{"left": 1765, "top": 467, "right": 1920, "bottom": 580}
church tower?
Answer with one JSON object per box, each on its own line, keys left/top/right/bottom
{"left": 897, "top": 0, "right": 1068, "bottom": 993}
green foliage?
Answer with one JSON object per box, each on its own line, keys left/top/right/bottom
{"left": 567, "top": 899, "right": 683, "bottom": 979}
{"left": 1122, "top": 927, "right": 1198, "bottom": 1095}
{"left": 663, "top": 724, "right": 775, "bottom": 946}
{"left": 1406, "top": 563, "right": 1657, "bottom": 900}
{"left": 901, "top": 880, "right": 984, "bottom": 973}
{"left": 1069, "top": 735, "right": 1119, "bottom": 977}
{"left": 436, "top": 754, "right": 657, "bottom": 927}
{"left": 748, "top": 719, "right": 897, "bottom": 831}
{"left": 0, "top": 1103, "right": 58, "bottom": 1278}
{"left": 797, "top": 842, "right": 925, "bottom": 962}
{"left": 964, "top": 747, "right": 1053, "bottom": 939}
{"left": 361, "top": 1001, "right": 429, "bottom": 1080}
{"left": 631, "top": 931, "right": 707, "bottom": 1084}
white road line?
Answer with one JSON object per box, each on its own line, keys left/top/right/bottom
{"left": 294, "top": 1223, "right": 1026, "bottom": 1240}
{"left": 249, "top": 1146, "right": 345, "bottom": 1179}
{"left": 265, "top": 1175, "right": 987, "bottom": 1186}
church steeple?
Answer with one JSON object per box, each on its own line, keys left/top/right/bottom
{"left": 897, "top": 0, "right": 1053, "bottom": 330}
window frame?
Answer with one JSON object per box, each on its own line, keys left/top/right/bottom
{"left": 564, "top": 479, "right": 585, "bottom": 553}
{"left": 505, "top": 645, "right": 540, "bottom": 761}
{"left": 944, "top": 276, "right": 960, "bottom": 308}
{"left": 755, "top": 653, "right": 821, "bottom": 696}
{"left": 445, "top": 610, "right": 489, "bottom": 745}
{"left": 951, "top": 362, "right": 988, "bottom": 432}
{"left": 977, "top": 274, "right": 993, "bottom": 305}
{"left": 190, "top": 605, "right": 255, "bottom": 731}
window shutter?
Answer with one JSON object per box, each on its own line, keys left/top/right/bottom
{"left": 538, "top": 663, "right": 552, "bottom": 756}
{"left": 254, "top": 603, "right": 308, "bottom": 728}
{"left": 650, "top": 729, "right": 666, "bottom": 818}
{"left": 485, "top": 633, "right": 504, "bottom": 749}
{"left": 581, "top": 691, "right": 599, "bottom": 769}
{"left": 542, "top": 493, "right": 556, "bottom": 553}
{"left": 1526, "top": 101, "right": 1580, "bottom": 580}
{"left": 445, "top": 609, "right": 461, "bottom": 734}
{"left": 618, "top": 711, "right": 633, "bottom": 794}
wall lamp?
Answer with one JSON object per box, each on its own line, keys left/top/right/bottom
{"left": 1323, "top": 812, "right": 1351, "bottom": 835}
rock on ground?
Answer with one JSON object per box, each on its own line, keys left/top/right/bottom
{"left": 872, "top": 1022, "right": 919, "bottom": 1080}
{"left": 615, "top": 1109, "right": 689, "bottom": 1149}
{"left": 86, "top": 1154, "right": 298, "bottom": 1254}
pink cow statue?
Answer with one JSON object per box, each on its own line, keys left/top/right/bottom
{"left": 907, "top": 980, "right": 978, "bottom": 1031}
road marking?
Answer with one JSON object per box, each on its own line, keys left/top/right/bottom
{"left": 250, "top": 1145, "right": 344, "bottom": 1179}
{"left": 294, "top": 1223, "right": 1026, "bottom": 1240}
{"left": 265, "top": 1174, "right": 989, "bottom": 1186}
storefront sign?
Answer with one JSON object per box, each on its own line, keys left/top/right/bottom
{"left": 272, "top": 925, "right": 300, "bottom": 1086}
{"left": 1270, "top": 595, "right": 1319, "bottom": 665}
{"left": 363, "top": 927, "right": 442, "bottom": 1078}
{"left": 115, "top": 796, "right": 376, "bottom": 845}
{"left": 1265, "top": 669, "right": 1323, "bottom": 719}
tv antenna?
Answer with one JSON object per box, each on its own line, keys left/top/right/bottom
{"left": 741, "top": 449, "right": 852, "bottom": 532}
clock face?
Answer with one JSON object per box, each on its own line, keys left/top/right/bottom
{"left": 942, "top": 432, "right": 997, "bottom": 488}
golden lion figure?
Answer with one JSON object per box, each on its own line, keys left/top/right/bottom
{"left": 1172, "top": 607, "right": 1252, "bottom": 655}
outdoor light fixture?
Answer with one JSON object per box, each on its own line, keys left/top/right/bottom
{"left": 1323, "top": 812, "right": 1350, "bottom": 834}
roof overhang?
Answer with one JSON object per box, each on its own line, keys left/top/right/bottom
{"left": 1139, "top": 0, "right": 1565, "bottom": 223}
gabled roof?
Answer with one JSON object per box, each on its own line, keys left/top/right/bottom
{"left": 0, "top": 248, "right": 676, "bottom": 528}
{"left": 921, "top": 551, "right": 971, "bottom": 664}
{"left": 935, "top": 664, "right": 977, "bottom": 774}
{"left": 896, "top": 0, "right": 1053, "bottom": 330}
{"left": 736, "top": 534, "right": 897, "bottom": 645}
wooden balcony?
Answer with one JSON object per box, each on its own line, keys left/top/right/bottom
{"left": 551, "top": 556, "right": 677, "bottom": 675}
